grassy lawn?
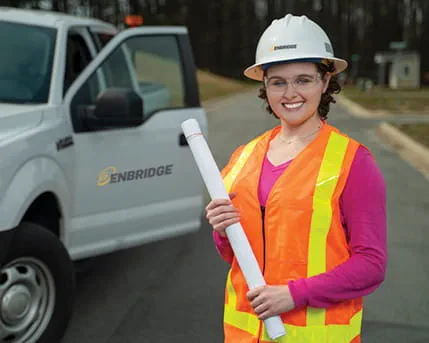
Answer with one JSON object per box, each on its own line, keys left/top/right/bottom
{"left": 197, "top": 70, "right": 257, "bottom": 101}
{"left": 391, "top": 123, "right": 429, "bottom": 149}
{"left": 342, "top": 86, "right": 429, "bottom": 114}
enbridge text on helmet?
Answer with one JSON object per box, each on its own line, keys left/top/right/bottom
{"left": 271, "top": 44, "right": 297, "bottom": 52}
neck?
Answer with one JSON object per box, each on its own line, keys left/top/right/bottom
{"left": 279, "top": 114, "right": 323, "bottom": 140}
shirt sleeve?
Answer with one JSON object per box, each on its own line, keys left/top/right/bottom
{"left": 288, "top": 146, "right": 388, "bottom": 308}
{"left": 213, "top": 231, "right": 234, "bottom": 264}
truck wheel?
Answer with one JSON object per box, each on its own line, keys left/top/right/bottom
{"left": 0, "top": 222, "right": 75, "bottom": 343}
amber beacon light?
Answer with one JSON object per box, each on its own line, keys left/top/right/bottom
{"left": 125, "top": 15, "right": 144, "bottom": 27}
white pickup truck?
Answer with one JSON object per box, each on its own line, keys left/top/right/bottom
{"left": 0, "top": 7, "right": 208, "bottom": 343}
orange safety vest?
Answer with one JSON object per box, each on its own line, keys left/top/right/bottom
{"left": 221, "top": 123, "right": 363, "bottom": 343}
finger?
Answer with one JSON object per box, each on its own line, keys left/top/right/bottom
{"left": 205, "top": 198, "right": 232, "bottom": 211}
{"left": 250, "top": 296, "right": 265, "bottom": 309}
{"left": 206, "top": 201, "right": 232, "bottom": 213}
{"left": 206, "top": 199, "right": 232, "bottom": 211}
{"left": 247, "top": 286, "right": 263, "bottom": 300}
{"left": 213, "top": 217, "right": 241, "bottom": 234}
{"left": 207, "top": 206, "right": 239, "bottom": 222}
{"left": 208, "top": 210, "right": 240, "bottom": 225}
{"left": 257, "top": 310, "right": 271, "bottom": 320}
{"left": 253, "top": 302, "right": 269, "bottom": 316}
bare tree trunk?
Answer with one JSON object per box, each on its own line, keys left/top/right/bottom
{"left": 129, "top": 0, "right": 142, "bottom": 14}
{"left": 266, "top": 0, "right": 276, "bottom": 25}
{"left": 52, "top": 0, "right": 60, "bottom": 11}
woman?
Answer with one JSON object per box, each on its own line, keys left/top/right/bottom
{"left": 205, "top": 14, "right": 387, "bottom": 343}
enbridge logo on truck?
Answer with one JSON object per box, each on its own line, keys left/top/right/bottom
{"left": 97, "top": 164, "right": 174, "bottom": 186}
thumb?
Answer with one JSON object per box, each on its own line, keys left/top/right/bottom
{"left": 229, "top": 192, "right": 237, "bottom": 200}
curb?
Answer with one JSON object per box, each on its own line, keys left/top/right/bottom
{"left": 337, "top": 94, "right": 392, "bottom": 118}
{"left": 338, "top": 94, "right": 429, "bottom": 179}
{"left": 377, "top": 122, "right": 429, "bottom": 179}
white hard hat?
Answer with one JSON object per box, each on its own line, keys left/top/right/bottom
{"left": 244, "top": 14, "right": 348, "bottom": 81}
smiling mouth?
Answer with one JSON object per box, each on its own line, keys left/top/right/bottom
{"left": 282, "top": 102, "right": 304, "bottom": 109}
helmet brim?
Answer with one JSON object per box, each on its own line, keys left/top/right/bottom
{"left": 244, "top": 57, "right": 348, "bottom": 81}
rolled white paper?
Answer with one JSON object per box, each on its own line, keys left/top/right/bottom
{"left": 181, "top": 118, "right": 286, "bottom": 339}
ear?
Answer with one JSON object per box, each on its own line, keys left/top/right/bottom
{"left": 322, "top": 73, "right": 332, "bottom": 93}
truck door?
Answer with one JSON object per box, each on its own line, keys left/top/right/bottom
{"left": 63, "top": 28, "right": 207, "bottom": 259}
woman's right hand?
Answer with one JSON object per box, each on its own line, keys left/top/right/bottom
{"left": 205, "top": 193, "right": 240, "bottom": 237}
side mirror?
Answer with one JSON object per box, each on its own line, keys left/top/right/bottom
{"left": 84, "top": 88, "right": 144, "bottom": 130}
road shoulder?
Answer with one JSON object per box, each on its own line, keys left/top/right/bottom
{"left": 337, "top": 94, "right": 429, "bottom": 180}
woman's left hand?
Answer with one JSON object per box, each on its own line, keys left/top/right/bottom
{"left": 247, "top": 285, "right": 295, "bottom": 320}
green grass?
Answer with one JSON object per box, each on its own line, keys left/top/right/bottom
{"left": 342, "top": 86, "right": 429, "bottom": 114}
{"left": 197, "top": 70, "right": 257, "bottom": 101}
{"left": 392, "top": 123, "right": 429, "bottom": 148}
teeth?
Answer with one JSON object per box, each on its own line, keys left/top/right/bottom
{"left": 283, "top": 102, "right": 303, "bottom": 109}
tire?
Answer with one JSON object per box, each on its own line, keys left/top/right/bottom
{"left": 0, "top": 222, "right": 75, "bottom": 343}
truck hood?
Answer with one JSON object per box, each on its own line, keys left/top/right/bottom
{"left": 0, "top": 104, "right": 44, "bottom": 141}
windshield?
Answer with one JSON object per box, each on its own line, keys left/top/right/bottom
{"left": 0, "top": 21, "right": 56, "bottom": 104}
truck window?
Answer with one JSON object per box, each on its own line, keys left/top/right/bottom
{"left": 101, "top": 46, "right": 134, "bottom": 88}
{"left": 70, "top": 34, "right": 187, "bottom": 131}
{"left": 64, "top": 33, "right": 94, "bottom": 94}
{"left": 127, "top": 35, "right": 185, "bottom": 108}
{"left": 92, "top": 31, "right": 133, "bottom": 89}
{"left": 0, "top": 21, "right": 56, "bottom": 104}
{"left": 94, "top": 34, "right": 186, "bottom": 110}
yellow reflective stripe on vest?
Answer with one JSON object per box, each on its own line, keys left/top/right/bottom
{"left": 225, "top": 272, "right": 260, "bottom": 336}
{"left": 260, "top": 310, "right": 362, "bottom": 343}
{"left": 223, "top": 134, "right": 265, "bottom": 193}
{"left": 307, "top": 132, "right": 349, "bottom": 327}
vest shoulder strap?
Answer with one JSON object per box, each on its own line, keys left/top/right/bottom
{"left": 223, "top": 132, "right": 268, "bottom": 192}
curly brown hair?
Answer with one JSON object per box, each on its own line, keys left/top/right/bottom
{"left": 258, "top": 62, "right": 341, "bottom": 120}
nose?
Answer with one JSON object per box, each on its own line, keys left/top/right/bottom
{"left": 282, "top": 84, "right": 298, "bottom": 98}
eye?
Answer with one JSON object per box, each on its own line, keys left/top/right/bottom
{"left": 270, "top": 79, "right": 287, "bottom": 87}
{"left": 295, "top": 77, "right": 312, "bottom": 85}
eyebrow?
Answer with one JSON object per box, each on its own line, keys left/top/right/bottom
{"left": 266, "top": 73, "right": 315, "bottom": 81}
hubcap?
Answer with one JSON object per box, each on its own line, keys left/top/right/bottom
{"left": 0, "top": 258, "right": 55, "bottom": 342}
{"left": 2, "top": 285, "right": 32, "bottom": 324}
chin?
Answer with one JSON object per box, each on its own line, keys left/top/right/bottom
{"left": 278, "top": 112, "right": 309, "bottom": 126}
{"left": 276, "top": 107, "right": 318, "bottom": 126}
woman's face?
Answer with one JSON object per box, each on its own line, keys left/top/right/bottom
{"left": 265, "top": 62, "right": 330, "bottom": 126}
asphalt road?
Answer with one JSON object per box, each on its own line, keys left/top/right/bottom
{"left": 62, "top": 89, "right": 429, "bottom": 343}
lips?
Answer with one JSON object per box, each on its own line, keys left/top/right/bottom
{"left": 282, "top": 102, "right": 304, "bottom": 109}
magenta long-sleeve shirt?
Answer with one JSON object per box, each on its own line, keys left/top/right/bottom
{"left": 213, "top": 146, "right": 387, "bottom": 309}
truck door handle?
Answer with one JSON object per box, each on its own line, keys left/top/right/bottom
{"left": 179, "top": 133, "right": 188, "bottom": 146}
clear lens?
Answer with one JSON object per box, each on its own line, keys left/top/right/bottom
{"left": 265, "top": 75, "right": 321, "bottom": 93}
